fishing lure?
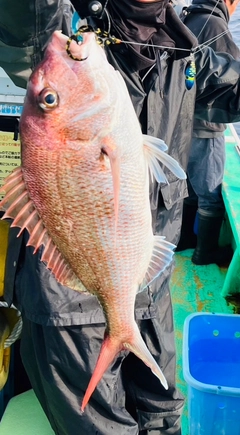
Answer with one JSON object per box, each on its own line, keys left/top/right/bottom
{"left": 66, "top": 31, "right": 85, "bottom": 61}
{"left": 185, "top": 54, "right": 196, "bottom": 90}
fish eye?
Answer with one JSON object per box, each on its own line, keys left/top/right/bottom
{"left": 38, "top": 88, "right": 59, "bottom": 111}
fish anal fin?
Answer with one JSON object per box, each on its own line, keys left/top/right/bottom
{"left": 143, "top": 134, "right": 186, "bottom": 183}
{"left": 138, "top": 235, "right": 176, "bottom": 293}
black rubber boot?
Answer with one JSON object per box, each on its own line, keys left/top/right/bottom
{"left": 192, "top": 213, "right": 233, "bottom": 266}
{"left": 176, "top": 203, "right": 197, "bottom": 252}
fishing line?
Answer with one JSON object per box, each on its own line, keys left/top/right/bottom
{"left": 118, "top": 28, "right": 231, "bottom": 55}
{"left": 66, "top": 9, "right": 232, "bottom": 62}
{"left": 66, "top": 26, "right": 231, "bottom": 58}
{"left": 193, "top": 29, "right": 231, "bottom": 54}
{"left": 115, "top": 40, "right": 192, "bottom": 52}
{"left": 195, "top": 0, "right": 221, "bottom": 41}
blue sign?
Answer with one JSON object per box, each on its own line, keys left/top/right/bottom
{"left": 0, "top": 104, "right": 23, "bottom": 116}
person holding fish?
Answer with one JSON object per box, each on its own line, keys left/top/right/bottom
{"left": 1, "top": 0, "right": 240, "bottom": 434}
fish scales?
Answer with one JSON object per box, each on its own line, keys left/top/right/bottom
{"left": 0, "top": 31, "right": 186, "bottom": 411}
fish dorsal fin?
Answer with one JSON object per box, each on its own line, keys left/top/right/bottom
{"left": 0, "top": 167, "right": 87, "bottom": 293}
{"left": 138, "top": 235, "right": 176, "bottom": 293}
{"left": 143, "top": 134, "right": 186, "bottom": 184}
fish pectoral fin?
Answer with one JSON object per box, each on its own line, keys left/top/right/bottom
{"left": 138, "top": 235, "right": 176, "bottom": 292}
{"left": 143, "top": 134, "right": 186, "bottom": 183}
{"left": 101, "top": 140, "right": 120, "bottom": 229}
{"left": 0, "top": 167, "right": 87, "bottom": 294}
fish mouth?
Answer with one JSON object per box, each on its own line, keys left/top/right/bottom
{"left": 31, "top": 30, "right": 108, "bottom": 113}
{"left": 66, "top": 34, "right": 89, "bottom": 62}
{"left": 50, "top": 30, "right": 96, "bottom": 63}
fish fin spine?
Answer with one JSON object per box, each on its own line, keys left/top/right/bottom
{"left": 138, "top": 235, "right": 176, "bottom": 292}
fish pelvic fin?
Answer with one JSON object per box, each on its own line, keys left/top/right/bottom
{"left": 0, "top": 167, "right": 86, "bottom": 293}
{"left": 124, "top": 324, "right": 168, "bottom": 390}
{"left": 139, "top": 235, "right": 176, "bottom": 293}
{"left": 81, "top": 335, "right": 122, "bottom": 412}
{"left": 143, "top": 134, "right": 186, "bottom": 184}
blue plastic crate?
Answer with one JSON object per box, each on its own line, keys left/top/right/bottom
{"left": 183, "top": 312, "right": 240, "bottom": 435}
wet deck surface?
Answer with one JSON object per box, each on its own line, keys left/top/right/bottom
{"left": 170, "top": 249, "right": 234, "bottom": 435}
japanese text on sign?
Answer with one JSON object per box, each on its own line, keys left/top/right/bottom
{"left": 0, "top": 131, "right": 21, "bottom": 201}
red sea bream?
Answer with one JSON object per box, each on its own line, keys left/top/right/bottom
{"left": 0, "top": 31, "right": 186, "bottom": 411}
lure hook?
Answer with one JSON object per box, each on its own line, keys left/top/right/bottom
{"left": 66, "top": 25, "right": 121, "bottom": 61}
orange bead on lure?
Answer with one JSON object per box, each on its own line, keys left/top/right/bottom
{"left": 0, "top": 31, "right": 186, "bottom": 411}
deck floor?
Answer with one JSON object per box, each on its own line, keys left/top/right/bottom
{"left": 171, "top": 249, "right": 234, "bottom": 435}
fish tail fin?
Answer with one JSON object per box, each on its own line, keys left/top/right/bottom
{"left": 81, "top": 324, "right": 168, "bottom": 411}
{"left": 124, "top": 324, "right": 168, "bottom": 390}
{"left": 81, "top": 336, "right": 121, "bottom": 412}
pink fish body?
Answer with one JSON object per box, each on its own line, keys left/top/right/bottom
{"left": 0, "top": 31, "right": 186, "bottom": 410}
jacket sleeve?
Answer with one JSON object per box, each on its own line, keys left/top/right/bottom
{"left": 195, "top": 46, "right": 240, "bottom": 124}
{"left": 0, "top": 0, "right": 73, "bottom": 89}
